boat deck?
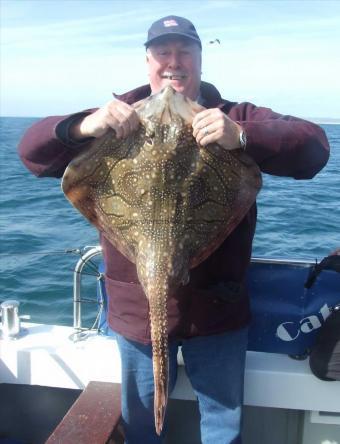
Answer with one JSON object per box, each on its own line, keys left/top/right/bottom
{"left": 1, "top": 322, "right": 339, "bottom": 443}
{"left": 1, "top": 322, "right": 339, "bottom": 412}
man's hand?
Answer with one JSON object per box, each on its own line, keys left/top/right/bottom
{"left": 192, "top": 108, "right": 242, "bottom": 150}
{"left": 70, "top": 99, "right": 140, "bottom": 141}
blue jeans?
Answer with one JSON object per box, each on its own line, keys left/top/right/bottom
{"left": 116, "top": 327, "right": 248, "bottom": 444}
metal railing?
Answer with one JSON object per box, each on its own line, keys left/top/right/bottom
{"left": 73, "top": 245, "right": 103, "bottom": 331}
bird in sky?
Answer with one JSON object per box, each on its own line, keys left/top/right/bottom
{"left": 208, "top": 38, "right": 220, "bottom": 44}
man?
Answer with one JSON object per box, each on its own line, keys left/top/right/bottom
{"left": 19, "top": 15, "right": 329, "bottom": 444}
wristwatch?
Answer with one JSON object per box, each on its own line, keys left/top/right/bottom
{"left": 239, "top": 129, "right": 247, "bottom": 150}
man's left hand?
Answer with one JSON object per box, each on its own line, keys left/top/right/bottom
{"left": 192, "top": 108, "right": 242, "bottom": 150}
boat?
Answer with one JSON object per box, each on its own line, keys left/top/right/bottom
{"left": 1, "top": 247, "right": 339, "bottom": 444}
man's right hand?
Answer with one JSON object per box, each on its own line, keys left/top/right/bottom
{"left": 70, "top": 99, "right": 140, "bottom": 141}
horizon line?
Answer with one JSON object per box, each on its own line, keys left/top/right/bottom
{"left": 1, "top": 115, "right": 340, "bottom": 125}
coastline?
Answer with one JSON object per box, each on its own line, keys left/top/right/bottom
{"left": 309, "top": 119, "right": 340, "bottom": 125}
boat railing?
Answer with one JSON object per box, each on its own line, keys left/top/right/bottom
{"left": 251, "top": 257, "right": 314, "bottom": 266}
{"left": 73, "top": 245, "right": 103, "bottom": 334}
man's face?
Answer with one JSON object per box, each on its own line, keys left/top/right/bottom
{"left": 146, "top": 37, "right": 202, "bottom": 100}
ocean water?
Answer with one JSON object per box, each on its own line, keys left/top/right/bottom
{"left": 0, "top": 117, "right": 339, "bottom": 326}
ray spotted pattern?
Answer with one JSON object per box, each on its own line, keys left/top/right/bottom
{"left": 62, "top": 86, "right": 262, "bottom": 434}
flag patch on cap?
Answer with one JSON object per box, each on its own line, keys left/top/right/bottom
{"left": 163, "top": 19, "right": 178, "bottom": 27}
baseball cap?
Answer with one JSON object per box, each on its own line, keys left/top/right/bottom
{"left": 144, "top": 15, "right": 202, "bottom": 49}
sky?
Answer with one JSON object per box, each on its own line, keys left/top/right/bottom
{"left": 1, "top": 0, "right": 340, "bottom": 119}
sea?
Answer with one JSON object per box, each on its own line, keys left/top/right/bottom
{"left": 0, "top": 117, "right": 339, "bottom": 326}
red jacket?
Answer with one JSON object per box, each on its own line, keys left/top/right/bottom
{"left": 18, "top": 82, "right": 330, "bottom": 344}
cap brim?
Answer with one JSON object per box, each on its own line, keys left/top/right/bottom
{"left": 144, "top": 33, "right": 201, "bottom": 48}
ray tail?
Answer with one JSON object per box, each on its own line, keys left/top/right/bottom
{"left": 148, "top": 283, "right": 169, "bottom": 435}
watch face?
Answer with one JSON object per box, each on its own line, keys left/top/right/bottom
{"left": 240, "top": 130, "right": 247, "bottom": 148}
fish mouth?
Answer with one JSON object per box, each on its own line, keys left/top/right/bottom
{"left": 161, "top": 72, "right": 187, "bottom": 80}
